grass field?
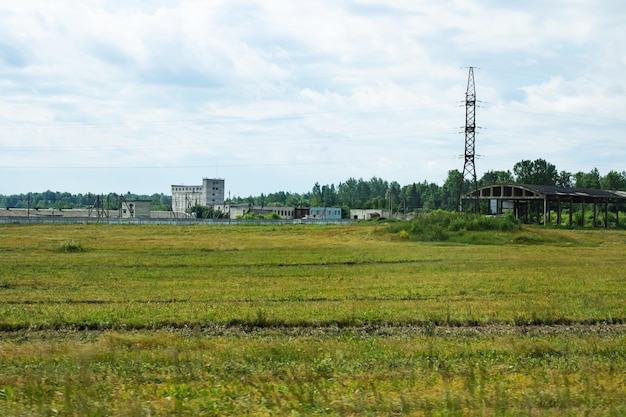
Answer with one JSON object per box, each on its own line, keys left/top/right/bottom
{"left": 1, "top": 222, "right": 625, "bottom": 415}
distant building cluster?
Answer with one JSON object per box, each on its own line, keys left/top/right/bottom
{"left": 0, "top": 199, "right": 157, "bottom": 220}
{"left": 228, "top": 204, "right": 342, "bottom": 220}
{"left": 172, "top": 178, "right": 344, "bottom": 220}
{"left": 0, "top": 177, "right": 356, "bottom": 221}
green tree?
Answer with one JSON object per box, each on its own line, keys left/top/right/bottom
{"left": 285, "top": 193, "right": 304, "bottom": 207}
{"left": 337, "top": 178, "right": 358, "bottom": 208}
{"left": 513, "top": 159, "right": 558, "bottom": 185}
{"left": 557, "top": 171, "right": 573, "bottom": 188}
{"left": 321, "top": 184, "right": 337, "bottom": 207}
{"left": 480, "top": 170, "right": 514, "bottom": 186}
{"left": 574, "top": 168, "right": 601, "bottom": 189}
{"left": 404, "top": 183, "right": 420, "bottom": 213}
{"left": 368, "top": 177, "right": 389, "bottom": 202}
{"left": 310, "top": 183, "right": 322, "bottom": 206}
{"left": 355, "top": 179, "right": 371, "bottom": 208}
{"left": 441, "top": 170, "right": 463, "bottom": 211}
{"left": 388, "top": 181, "right": 401, "bottom": 213}
{"left": 266, "top": 191, "right": 287, "bottom": 205}
{"left": 188, "top": 204, "right": 226, "bottom": 219}
{"left": 423, "top": 182, "right": 442, "bottom": 211}
{"left": 600, "top": 170, "right": 626, "bottom": 190}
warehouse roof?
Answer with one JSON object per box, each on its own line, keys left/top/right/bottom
{"left": 463, "top": 184, "right": 626, "bottom": 204}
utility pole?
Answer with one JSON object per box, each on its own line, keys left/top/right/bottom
{"left": 459, "top": 66, "right": 479, "bottom": 212}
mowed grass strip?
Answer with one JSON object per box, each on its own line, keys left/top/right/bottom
{"left": 1, "top": 223, "right": 625, "bottom": 329}
{"left": 0, "top": 329, "right": 625, "bottom": 415}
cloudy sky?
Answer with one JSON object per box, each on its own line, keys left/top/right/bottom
{"left": 1, "top": 1, "right": 625, "bottom": 197}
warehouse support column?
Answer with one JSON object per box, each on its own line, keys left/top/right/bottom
{"left": 569, "top": 198, "right": 573, "bottom": 227}
{"left": 582, "top": 200, "right": 586, "bottom": 227}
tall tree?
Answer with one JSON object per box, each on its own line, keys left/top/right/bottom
{"left": 285, "top": 193, "right": 304, "bottom": 207}
{"left": 368, "top": 177, "right": 389, "bottom": 200}
{"left": 600, "top": 170, "right": 626, "bottom": 190}
{"left": 310, "top": 183, "right": 322, "bottom": 207}
{"left": 441, "top": 170, "right": 463, "bottom": 211}
{"left": 337, "top": 178, "right": 358, "bottom": 208}
{"left": 513, "top": 159, "right": 558, "bottom": 185}
{"left": 388, "top": 181, "right": 401, "bottom": 212}
{"left": 355, "top": 179, "right": 371, "bottom": 208}
{"left": 480, "top": 170, "right": 514, "bottom": 186}
{"left": 321, "top": 184, "right": 337, "bottom": 206}
{"left": 574, "top": 168, "right": 601, "bottom": 189}
{"left": 405, "top": 183, "right": 420, "bottom": 213}
{"left": 423, "top": 183, "right": 442, "bottom": 211}
{"left": 557, "top": 171, "right": 573, "bottom": 188}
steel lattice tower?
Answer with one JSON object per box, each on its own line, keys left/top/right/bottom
{"left": 459, "top": 67, "right": 479, "bottom": 212}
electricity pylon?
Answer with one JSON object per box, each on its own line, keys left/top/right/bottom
{"left": 458, "top": 66, "right": 479, "bottom": 212}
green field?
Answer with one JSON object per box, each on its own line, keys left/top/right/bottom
{"left": 1, "top": 223, "right": 625, "bottom": 415}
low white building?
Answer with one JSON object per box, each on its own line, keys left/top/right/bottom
{"left": 349, "top": 209, "right": 391, "bottom": 220}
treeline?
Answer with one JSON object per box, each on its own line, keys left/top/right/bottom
{"left": 230, "top": 177, "right": 471, "bottom": 215}
{"left": 0, "top": 191, "right": 172, "bottom": 211}
{"left": 2, "top": 159, "right": 625, "bottom": 214}
{"left": 232, "top": 159, "right": 626, "bottom": 215}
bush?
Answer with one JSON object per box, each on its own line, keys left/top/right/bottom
{"left": 57, "top": 241, "right": 84, "bottom": 253}
{"left": 238, "top": 212, "right": 282, "bottom": 220}
{"left": 390, "top": 211, "right": 521, "bottom": 242}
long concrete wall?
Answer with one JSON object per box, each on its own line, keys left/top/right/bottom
{"left": 0, "top": 218, "right": 356, "bottom": 226}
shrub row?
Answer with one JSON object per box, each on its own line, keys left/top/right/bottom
{"left": 390, "top": 210, "right": 521, "bottom": 242}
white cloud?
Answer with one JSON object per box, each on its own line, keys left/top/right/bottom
{"left": 0, "top": 0, "right": 625, "bottom": 196}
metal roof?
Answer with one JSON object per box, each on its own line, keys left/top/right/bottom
{"left": 463, "top": 184, "right": 626, "bottom": 203}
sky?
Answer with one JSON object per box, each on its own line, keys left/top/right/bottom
{"left": 1, "top": 1, "right": 625, "bottom": 197}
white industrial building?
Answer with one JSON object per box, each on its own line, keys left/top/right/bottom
{"left": 349, "top": 209, "right": 391, "bottom": 220}
{"left": 171, "top": 178, "right": 225, "bottom": 214}
{"left": 120, "top": 199, "right": 151, "bottom": 219}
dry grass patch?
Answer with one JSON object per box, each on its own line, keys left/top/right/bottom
{"left": 1, "top": 223, "right": 626, "bottom": 414}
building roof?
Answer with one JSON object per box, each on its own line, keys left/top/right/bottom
{"left": 463, "top": 183, "right": 626, "bottom": 204}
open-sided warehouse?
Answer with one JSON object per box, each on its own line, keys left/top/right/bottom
{"left": 462, "top": 184, "right": 626, "bottom": 227}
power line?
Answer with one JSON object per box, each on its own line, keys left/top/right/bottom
{"left": 0, "top": 153, "right": 462, "bottom": 170}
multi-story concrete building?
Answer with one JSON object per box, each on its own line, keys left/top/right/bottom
{"left": 171, "top": 178, "right": 225, "bottom": 213}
